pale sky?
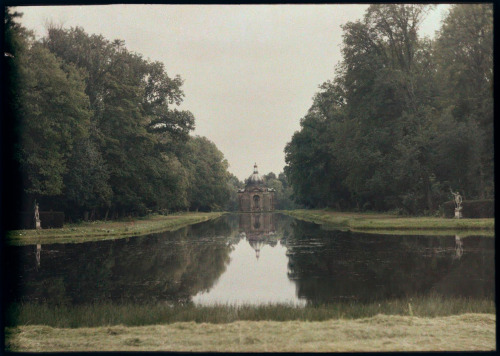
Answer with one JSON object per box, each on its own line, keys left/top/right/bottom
{"left": 14, "top": 4, "right": 450, "bottom": 181}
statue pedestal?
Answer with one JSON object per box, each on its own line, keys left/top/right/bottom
{"left": 35, "top": 219, "right": 41, "bottom": 229}
{"left": 454, "top": 208, "right": 462, "bottom": 219}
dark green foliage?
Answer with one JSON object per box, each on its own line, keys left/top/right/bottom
{"left": 462, "top": 200, "right": 495, "bottom": 219}
{"left": 7, "top": 13, "right": 232, "bottom": 220}
{"left": 225, "top": 173, "right": 244, "bottom": 211}
{"left": 17, "top": 212, "right": 36, "bottom": 229}
{"left": 3, "top": 9, "right": 28, "bottom": 227}
{"left": 17, "top": 40, "right": 91, "bottom": 198}
{"left": 442, "top": 200, "right": 494, "bottom": 219}
{"left": 285, "top": 4, "right": 493, "bottom": 214}
{"left": 17, "top": 211, "right": 64, "bottom": 229}
{"left": 263, "top": 172, "right": 298, "bottom": 210}
{"left": 434, "top": 4, "right": 493, "bottom": 199}
{"left": 39, "top": 212, "right": 65, "bottom": 228}
{"left": 63, "top": 138, "right": 113, "bottom": 218}
{"left": 181, "top": 136, "right": 231, "bottom": 212}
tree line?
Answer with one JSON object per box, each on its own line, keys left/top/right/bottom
{"left": 284, "top": 4, "right": 493, "bottom": 214}
{"left": 4, "top": 9, "right": 240, "bottom": 222}
{"left": 3, "top": 9, "right": 296, "bottom": 223}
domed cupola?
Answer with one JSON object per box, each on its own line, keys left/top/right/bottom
{"left": 246, "top": 163, "right": 264, "bottom": 186}
{"left": 238, "top": 163, "right": 275, "bottom": 212}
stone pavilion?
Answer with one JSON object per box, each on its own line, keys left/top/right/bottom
{"left": 238, "top": 163, "right": 275, "bottom": 212}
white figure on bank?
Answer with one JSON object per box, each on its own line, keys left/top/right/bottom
{"left": 450, "top": 189, "right": 463, "bottom": 219}
{"left": 34, "top": 202, "right": 41, "bottom": 229}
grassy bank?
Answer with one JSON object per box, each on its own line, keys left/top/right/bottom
{"left": 5, "top": 313, "right": 495, "bottom": 352}
{"left": 6, "top": 296, "right": 495, "bottom": 328}
{"left": 6, "top": 212, "right": 224, "bottom": 246}
{"left": 283, "top": 210, "right": 494, "bottom": 235}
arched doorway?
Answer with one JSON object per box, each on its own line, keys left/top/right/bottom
{"left": 253, "top": 195, "right": 261, "bottom": 210}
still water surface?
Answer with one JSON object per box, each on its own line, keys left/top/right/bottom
{"left": 6, "top": 213, "right": 494, "bottom": 306}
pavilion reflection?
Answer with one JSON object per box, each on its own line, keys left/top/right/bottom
{"left": 239, "top": 213, "right": 278, "bottom": 259}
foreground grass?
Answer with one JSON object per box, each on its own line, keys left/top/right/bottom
{"left": 6, "top": 296, "right": 495, "bottom": 327}
{"left": 284, "top": 210, "right": 494, "bottom": 235}
{"left": 5, "top": 212, "right": 224, "bottom": 246}
{"left": 5, "top": 313, "right": 495, "bottom": 352}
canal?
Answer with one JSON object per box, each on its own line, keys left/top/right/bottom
{"left": 5, "top": 213, "right": 494, "bottom": 306}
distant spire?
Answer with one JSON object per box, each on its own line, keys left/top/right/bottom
{"left": 253, "top": 163, "right": 258, "bottom": 174}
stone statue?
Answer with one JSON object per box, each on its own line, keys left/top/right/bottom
{"left": 34, "top": 201, "right": 41, "bottom": 229}
{"left": 450, "top": 190, "right": 462, "bottom": 209}
{"left": 450, "top": 189, "right": 463, "bottom": 218}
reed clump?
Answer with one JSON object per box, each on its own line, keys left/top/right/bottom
{"left": 6, "top": 295, "right": 494, "bottom": 328}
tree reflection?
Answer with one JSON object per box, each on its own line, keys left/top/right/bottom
{"left": 285, "top": 220, "right": 494, "bottom": 303}
{"left": 7, "top": 217, "right": 238, "bottom": 305}
{"left": 7, "top": 215, "right": 493, "bottom": 306}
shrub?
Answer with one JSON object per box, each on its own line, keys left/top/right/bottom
{"left": 442, "top": 201, "right": 455, "bottom": 218}
{"left": 39, "top": 211, "right": 65, "bottom": 228}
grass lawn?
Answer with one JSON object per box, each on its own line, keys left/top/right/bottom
{"left": 283, "top": 210, "right": 494, "bottom": 235}
{"left": 5, "top": 313, "right": 495, "bottom": 352}
{"left": 5, "top": 212, "right": 224, "bottom": 246}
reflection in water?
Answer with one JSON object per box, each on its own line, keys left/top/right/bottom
{"left": 285, "top": 219, "right": 494, "bottom": 303}
{"left": 454, "top": 235, "right": 463, "bottom": 260}
{"left": 5, "top": 214, "right": 495, "bottom": 307}
{"left": 239, "top": 213, "right": 277, "bottom": 259}
{"left": 6, "top": 218, "right": 236, "bottom": 305}
{"left": 36, "top": 244, "right": 41, "bottom": 269}
{"left": 194, "top": 213, "right": 301, "bottom": 305}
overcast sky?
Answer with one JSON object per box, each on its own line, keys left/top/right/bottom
{"left": 15, "top": 4, "right": 450, "bottom": 181}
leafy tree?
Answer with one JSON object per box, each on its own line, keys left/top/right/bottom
{"left": 42, "top": 26, "right": 199, "bottom": 217}
{"left": 434, "top": 4, "right": 493, "bottom": 198}
{"left": 263, "top": 172, "right": 297, "bottom": 210}
{"left": 225, "top": 173, "right": 243, "bottom": 212}
{"left": 149, "top": 152, "right": 190, "bottom": 213}
{"left": 6, "top": 17, "right": 234, "bottom": 221}
{"left": 63, "top": 137, "right": 113, "bottom": 219}
{"left": 284, "top": 4, "right": 492, "bottom": 214}
{"left": 336, "top": 4, "right": 437, "bottom": 210}
{"left": 182, "top": 136, "right": 231, "bottom": 212}
{"left": 285, "top": 82, "right": 352, "bottom": 209}
{"left": 16, "top": 40, "right": 91, "bottom": 198}
{"left": 4, "top": 8, "right": 29, "bottom": 221}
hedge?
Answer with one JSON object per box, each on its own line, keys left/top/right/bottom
{"left": 442, "top": 199, "right": 494, "bottom": 218}
{"left": 16, "top": 211, "right": 65, "bottom": 229}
